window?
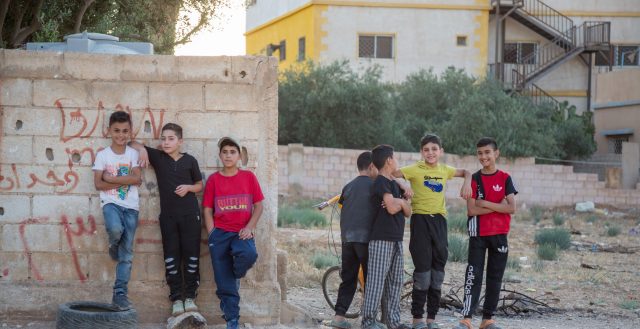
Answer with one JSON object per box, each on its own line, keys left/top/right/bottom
{"left": 607, "top": 135, "right": 630, "bottom": 154}
{"left": 595, "top": 45, "right": 639, "bottom": 66}
{"left": 358, "top": 35, "right": 394, "bottom": 59}
{"left": 457, "top": 36, "right": 468, "bottom": 47}
{"left": 503, "top": 42, "right": 538, "bottom": 64}
{"left": 298, "top": 37, "right": 306, "bottom": 61}
{"left": 279, "top": 40, "right": 286, "bottom": 61}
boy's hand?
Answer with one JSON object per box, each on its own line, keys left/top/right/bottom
{"left": 460, "top": 184, "right": 472, "bottom": 200}
{"left": 138, "top": 148, "right": 149, "bottom": 168}
{"left": 175, "top": 184, "right": 191, "bottom": 197}
{"left": 403, "top": 186, "right": 414, "bottom": 199}
{"left": 239, "top": 224, "right": 255, "bottom": 240}
{"left": 475, "top": 199, "right": 488, "bottom": 208}
{"left": 102, "top": 171, "right": 115, "bottom": 183}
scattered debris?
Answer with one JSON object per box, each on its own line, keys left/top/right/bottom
{"left": 580, "top": 263, "right": 602, "bottom": 270}
{"left": 441, "top": 286, "right": 558, "bottom": 316}
{"left": 570, "top": 241, "right": 639, "bottom": 254}
{"left": 167, "top": 312, "right": 207, "bottom": 329}
{"left": 575, "top": 201, "right": 595, "bottom": 212}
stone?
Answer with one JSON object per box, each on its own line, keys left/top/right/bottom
{"left": 166, "top": 312, "right": 207, "bottom": 329}
{"left": 575, "top": 201, "right": 595, "bottom": 212}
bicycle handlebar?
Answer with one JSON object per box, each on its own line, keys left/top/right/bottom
{"left": 314, "top": 194, "right": 341, "bottom": 210}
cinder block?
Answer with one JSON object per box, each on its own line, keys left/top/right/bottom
{"left": 62, "top": 52, "right": 122, "bottom": 81}
{"left": 1, "top": 49, "right": 63, "bottom": 79}
{"left": 129, "top": 108, "right": 168, "bottom": 140}
{"left": 149, "top": 83, "right": 204, "bottom": 111}
{"left": 31, "top": 252, "right": 89, "bottom": 281}
{"left": 175, "top": 112, "right": 231, "bottom": 140}
{"left": 146, "top": 253, "right": 166, "bottom": 281}
{"left": 134, "top": 224, "right": 162, "bottom": 253}
{"left": 33, "top": 195, "right": 91, "bottom": 218}
{"left": 54, "top": 166, "right": 95, "bottom": 195}
{"left": 0, "top": 164, "right": 53, "bottom": 194}
{"left": 60, "top": 220, "right": 105, "bottom": 253}
{"left": 1, "top": 223, "right": 61, "bottom": 252}
{"left": 0, "top": 252, "right": 29, "bottom": 280}
{"left": 204, "top": 84, "right": 256, "bottom": 112}
{"left": 130, "top": 253, "right": 147, "bottom": 281}
{"left": 33, "top": 79, "right": 91, "bottom": 108}
{"left": 180, "top": 140, "right": 205, "bottom": 167}
{"left": 2, "top": 107, "right": 63, "bottom": 137}
{"left": 1, "top": 79, "right": 32, "bottom": 106}
{"left": 0, "top": 195, "right": 31, "bottom": 223}
{"left": 121, "top": 55, "right": 178, "bottom": 82}
{"left": 90, "top": 81, "right": 148, "bottom": 110}
{"left": 33, "top": 136, "right": 105, "bottom": 166}
{"left": 177, "top": 56, "right": 232, "bottom": 83}
{"left": 230, "top": 113, "right": 261, "bottom": 140}
{"left": 0, "top": 136, "right": 33, "bottom": 164}
{"left": 87, "top": 253, "right": 115, "bottom": 282}
{"left": 231, "top": 56, "right": 265, "bottom": 85}
{"left": 138, "top": 195, "right": 161, "bottom": 221}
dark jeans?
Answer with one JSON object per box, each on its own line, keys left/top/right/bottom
{"left": 160, "top": 212, "right": 202, "bottom": 301}
{"left": 335, "top": 242, "right": 368, "bottom": 316}
{"left": 409, "top": 214, "right": 448, "bottom": 320}
{"left": 102, "top": 203, "right": 139, "bottom": 296}
{"left": 209, "top": 228, "right": 258, "bottom": 321}
{"left": 461, "top": 234, "right": 509, "bottom": 319}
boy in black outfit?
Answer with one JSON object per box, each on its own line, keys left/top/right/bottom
{"left": 454, "top": 137, "right": 517, "bottom": 329}
{"left": 361, "top": 145, "right": 412, "bottom": 329}
{"left": 330, "top": 151, "right": 378, "bottom": 329}
{"left": 131, "top": 123, "right": 204, "bottom": 316}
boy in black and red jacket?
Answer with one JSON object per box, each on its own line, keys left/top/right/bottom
{"left": 455, "top": 137, "right": 518, "bottom": 329}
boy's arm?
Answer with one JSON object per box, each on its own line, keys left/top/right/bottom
{"left": 94, "top": 170, "right": 125, "bottom": 191}
{"left": 454, "top": 168, "right": 472, "bottom": 200}
{"left": 475, "top": 194, "right": 517, "bottom": 214}
{"left": 400, "top": 198, "right": 412, "bottom": 217}
{"left": 394, "top": 177, "right": 414, "bottom": 199}
{"left": 239, "top": 201, "right": 263, "bottom": 240}
{"left": 175, "top": 180, "right": 203, "bottom": 197}
{"left": 466, "top": 197, "right": 494, "bottom": 216}
{"left": 382, "top": 193, "right": 403, "bottom": 215}
{"left": 103, "top": 166, "right": 142, "bottom": 185}
{"left": 203, "top": 207, "right": 215, "bottom": 234}
{"left": 128, "top": 141, "right": 149, "bottom": 168}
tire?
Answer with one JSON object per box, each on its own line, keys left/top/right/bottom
{"left": 56, "top": 301, "right": 137, "bottom": 329}
{"left": 321, "top": 265, "right": 363, "bottom": 319}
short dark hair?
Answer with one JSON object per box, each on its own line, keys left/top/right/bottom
{"left": 477, "top": 137, "right": 498, "bottom": 150}
{"left": 420, "top": 133, "right": 442, "bottom": 149}
{"left": 162, "top": 123, "right": 183, "bottom": 139}
{"left": 218, "top": 137, "right": 240, "bottom": 153}
{"left": 356, "top": 151, "right": 372, "bottom": 171}
{"left": 371, "top": 144, "right": 394, "bottom": 170}
{"left": 109, "top": 111, "right": 131, "bottom": 127}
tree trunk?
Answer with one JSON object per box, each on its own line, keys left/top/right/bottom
{"left": 10, "top": 0, "right": 45, "bottom": 47}
{"left": 0, "top": 0, "right": 11, "bottom": 41}
{"left": 73, "top": 0, "right": 96, "bottom": 33}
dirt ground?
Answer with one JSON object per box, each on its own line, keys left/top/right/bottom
{"left": 276, "top": 204, "right": 640, "bottom": 329}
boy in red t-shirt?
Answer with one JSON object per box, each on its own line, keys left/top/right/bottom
{"left": 202, "top": 137, "right": 264, "bottom": 329}
{"left": 455, "top": 137, "right": 517, "bottom": 329}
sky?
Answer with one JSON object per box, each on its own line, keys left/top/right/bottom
{"left": 174, "top": 2, "right": 246, "bottom": 56}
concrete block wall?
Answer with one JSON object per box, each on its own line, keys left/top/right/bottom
{"left": 278, "top": 145, "right": 640, "bottom": 207}
{"left": 0, "top": 49, "right": 280, "bottom": 324}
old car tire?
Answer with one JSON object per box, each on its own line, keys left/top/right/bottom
{"left": 56, "top": 301, "right": 137, "bottom": 329}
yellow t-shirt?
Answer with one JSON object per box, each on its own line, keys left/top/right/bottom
{"left": 400, "top": 161, "right": 456, "bottom": 215}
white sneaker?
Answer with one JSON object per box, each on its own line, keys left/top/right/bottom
{"left": 172, "top": 300, "right": 185, "bottom": 316}
{"left": 184, "top": 298, "right": 198, "bottom": 312}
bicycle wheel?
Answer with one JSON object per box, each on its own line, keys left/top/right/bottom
{"left": 322, "top": 265, "right": 363, "bottom": 319}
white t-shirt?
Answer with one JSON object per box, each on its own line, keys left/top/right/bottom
{"left": 92, "top": 146, "right": 140, "bottom": 211}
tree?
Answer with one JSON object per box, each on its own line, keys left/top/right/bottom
{"left": 1, "top": 0, "right": 230, "bottom": 54}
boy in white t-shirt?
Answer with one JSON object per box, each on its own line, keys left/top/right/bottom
{"left": 92, "top": 111, "right": 142, "bottom": 310}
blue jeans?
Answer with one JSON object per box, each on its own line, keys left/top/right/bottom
{"left": 208, "top": 228, "right": 258, "bottom": 321}
{"left": 103, "top": 203, "right": 139, "bottom": 295}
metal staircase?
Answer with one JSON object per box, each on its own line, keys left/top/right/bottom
{"left": 491, "top": 0, "right": 611, "bottom": 106}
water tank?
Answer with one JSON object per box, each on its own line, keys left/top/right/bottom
{"left": 26, "top": 32, "right": 153, "bottom": 55}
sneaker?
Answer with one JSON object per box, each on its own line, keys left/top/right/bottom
{"left": 184, "top": 298, "right": 198, "bottom": 312}
{"left": 453, "top": 319, "right": 472, "bottom": 329}
{"left": 364, "top": 322, "right": 386, "bottom": 329}
{"left": 226, "top": 318, "right": 239, "bottom": 329}
{"left": 112, "top": 293, "right": 132, "bottom": 311}
{"left": 172, "top": 300, "right": 185, "bottom": 316}
{"left": 479, "top": 319, "right": 501, "bottom": 329}
{"left": 108, "top": 244, "right": 118, "bottom": 261}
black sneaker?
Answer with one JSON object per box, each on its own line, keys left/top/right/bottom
{"left": 108, "top": 244, "right": 119, "bottom": 261}
{"left": 112, "top": 293, "right": 132, "bottom": 311}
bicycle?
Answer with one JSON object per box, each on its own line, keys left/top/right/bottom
{"left": 315, "top": 195, "right": 413, "bottom": 319}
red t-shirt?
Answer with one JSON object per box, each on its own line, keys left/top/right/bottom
{"left": 470, "top": 170, "right": 517, "bottom": 237}
{"left": 202, "top": 170, "right": 265, "bottom": 232}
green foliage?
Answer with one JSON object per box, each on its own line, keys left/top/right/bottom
{"left": 533, "top": 259, "right": 545, "bottom": 272}
{"left": 506, "top": 256, "right": 521, "bottom": 271}
{"left": 534, "top": 228, "right": 571, "bottom": 250}
{"left": 606, "top": 225, "right": 621, "bottom": 237}
{"left": 448, "top": 233, "right": 468, "bottom": 263}
{"left": 536, "top": 243, "right": 559, "bottom": 261}
{"left": 311, "top": 252, "right": 339, "bottom": 269}
{"left": 278, "top": 62, "right": 596, "bottom": 160}
{"left": 530, "top": 206, "right": 545, "bottom": 224}
{"left": 278, "top": 206, "right": 327, "bottom": 228}
{"left": 552, "top": 213, "right": 565, "bottom": 226}
{"left": 585, "top": 214, "right": 599, "bottom": 223}
{"left": 619, "top": 299, "right": 639, "bottom": 310}
{"left": 448, "top": 211, "right": 468, "bottom": 234}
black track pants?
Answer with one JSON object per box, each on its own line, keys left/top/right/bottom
{"left": 335, "top": 242, "right": 368, "bottom": 316}
{"left": 409, "top": 214, "right": 448, "bottom": 319}
{"left": 160, "top": 213, "right": 202, "bottom": 301}
{"left": 460, "top": 234, "right": 509, "bottom": 319}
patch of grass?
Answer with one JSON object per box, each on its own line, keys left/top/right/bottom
{"left": 606, "top": 225, "right": 621, "bottom": 237}
{"left": 534, "top": 227, "right": 571, "bottom": 250}
{"left": 448, "top": 233, "right": 468, "bottom": 263}
{"left": 310, "top": 252, "right": 339, "bottom": 269}
{"left": 619, "top": 299, "right": 639, "bottom": 310}
{"left": 536, "top": 243, "right": 559, "bottom": 261}
{"left": 533, "top": 259, "right": 545, "bottom": 272}
{"left": 585, "top": 214, "right": 598, "bottom": 223}
{"left": 530, "top": 205, "right": 544, "bottom": 223}
{"left": 448, "top": 211, "right": 468, "bottom": 234}
{"left": 278, "top": 206, "right": 327, "bottom": 228}
{"left": 507, "top": 256, "right": 521, "bottom": 271}
{"left": 552, "top": 213, "right": 565, "bottom": 226}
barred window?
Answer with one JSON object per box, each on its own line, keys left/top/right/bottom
{"left": 607, "top": 135, "right": 630, "bottom": 154}
{"left": 359, "top": 35, "right": 394, "bottom": 59}
{"left": 298, "top": 37, "right": 306, "bottom": 62}
{"left": 503, "top": 42, "right": 538, "bottom": 64}
{"left": 457, "top": 36, "right": 468, "bottom": 47}
{"left": 596, "top": 45, "right": 639, "bottom": 66}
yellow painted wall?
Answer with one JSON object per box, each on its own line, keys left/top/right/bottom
{"left": 246, "top": 4, "right": 328, "bottom": 72}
